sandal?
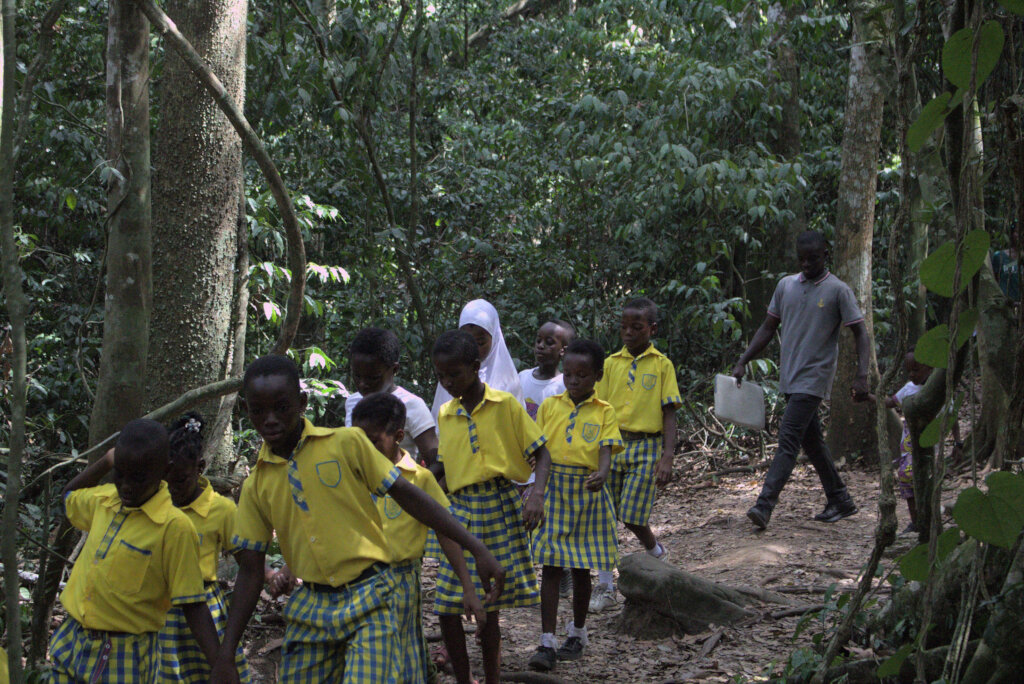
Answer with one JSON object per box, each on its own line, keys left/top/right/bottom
{"left": 430, "top": 643, "right": 450, "bottom": 670}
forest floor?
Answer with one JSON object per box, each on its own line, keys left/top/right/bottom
{"left": 241, "top": 447, "right": 978, "bottom": 683}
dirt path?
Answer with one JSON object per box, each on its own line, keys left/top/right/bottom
{"left": 244, "top": 463, "right": 933, "bottom": 682}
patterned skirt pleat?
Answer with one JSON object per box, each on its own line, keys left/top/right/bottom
{"left": 532, "top": 463, "right": 618, "bottom": 571}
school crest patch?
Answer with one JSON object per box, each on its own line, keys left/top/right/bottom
{"left": 641, "top": 373, "right": 657, "bottom": 390}
{"left": 383, "top": 495, "right": 403, "bottom": 520}
{"left": 315, "top": 460, "right": 341, "bottom": 487}
{"left": 582, "top": 423, "right": 600, "bottom": 443}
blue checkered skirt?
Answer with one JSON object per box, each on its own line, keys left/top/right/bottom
{"left": 434, "top": 478, "right": 540, "bottom": 615}
{"left": 390, "top": 560, "right": 430, "bottom": 684}
{"left": 157, "top": 581, "right": 251, "bottom": 683}
{"left": 48, "top": 617, "right": 158, "bottom": 683}
{"left": 532, "top": 464, "right": 618, "bottom": 571}
{"left": 281, "top": 565, "right": 397, "bottom": 683}
{"left": 606, "top": 437, "right": 660, "bottom": 526}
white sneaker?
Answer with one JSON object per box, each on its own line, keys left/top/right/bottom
{"left": 588, "top": 583, "right": 617, "bottom": 612}
{"left": 649, "top": 543, "right": 669, "bottom": 562}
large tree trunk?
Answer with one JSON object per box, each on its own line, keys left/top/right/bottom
{"left": 147, "top": 0, "right": 247, "bottom": 470}
{"left": 826, "top": 20, "right": 884, "bottom": 466}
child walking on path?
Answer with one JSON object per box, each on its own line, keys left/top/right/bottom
{"left": 48, "top": 420, "right": 219, "bottom": 683}
{"left": 590, "top": 297, "right": 681, "bottom": 612}
{"left": 732, "top": 230, "right": 872, "bottom": 530}
{"left": 352, "top": 392, "right": 485, "bottom": 684}
{"left": 529, "top": 339, "right": 622, "bottom": 671}
{"left": 519, "top": 320, "right": 575, "bottom": 420}
{"left": 209, "top": 355, "right": 503, "bottom": 684}
{"left": 432, "top": 330, "right": 553, "bottom": 684}
{"left": 159, "top": 412, "right": 251, "bottom": 683}
{"left": 344, "top": 327, "right": 439, "bottom": 465}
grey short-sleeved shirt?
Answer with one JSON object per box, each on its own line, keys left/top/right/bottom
{"left": 767, "top": 271, "right": 864, "bottom": 399}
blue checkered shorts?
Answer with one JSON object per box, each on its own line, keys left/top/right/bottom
{"left": 434, "top": 478, "right": 540, "bottom": 615}
{"left": 281, "top": 564, "right": 398, "bottom": 683}
{"left": 390, "top": 560, "right": 430, "bottom": 684}
{"left": 48, "top": 617, "right": 158, "bottom": 683}
{"left": 606, "top": 437, "right": 660, "bottom": 526}
{"left": 157, "top": 581, "right": 251, "bottom": 683}
{"left": 532, "top": 464, "right": 618, "bottom": 571}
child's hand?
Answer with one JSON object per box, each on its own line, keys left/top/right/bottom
{"left": 522, "top": 490, "right": 544, "bottom": 529}
{"left": 731, "top": 362, "right": 745, "bottom": 386}
{"left": 463, "top": 590, "right": 488, "bottom": 627}
{"left": 473, "top": 551, "right": 505, "bottom": 605}
{"left": 654, "top": 457, "right": 673, "bottom": 487}
{"left": 210, "top": 655, "right": 243, "bottom": 684}
{"left": 267, "top": 567, "right": 298, "bottom": 598}
{"left": 585, "top": 470, "right": 607, "bottom": 491}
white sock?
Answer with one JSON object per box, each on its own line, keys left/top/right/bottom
{"left": 648, "top": 542, "right": 665, "bottom": 558}
{"left": 567, "top": 623, "right": 589, "bottom": 645}
{"left": 597, "top": 570, "right": 614, "bottom": 586}
{"left": 541, "top": 632, "right": 556, "bottom": 649}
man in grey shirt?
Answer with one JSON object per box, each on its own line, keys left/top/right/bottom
{"left": 732, "top": 231, "right": 872, "bottom": 529}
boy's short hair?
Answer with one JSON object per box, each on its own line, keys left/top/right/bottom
{"left": 169, "top": 411, "right": 205, "bottom": 462}
{"left": 349, "top": 327, "right": 401, "bottom": 366}
{"left": 546, "top": 319, "right": 576, "bottom": 341}
{"left": 796, "top": 230, "right": 828, "bottom": 251}
{"left": 565, "top": 338, "right": 604, "bottom": 373}
{"left": 243, "top": 354, "right": 301, "bottom": 396}
{"left": 432, "top": 329, "right": 479, "bottom": 365}
{"left": 116, "top": 418, "right": 170, "bottom": 463}
{"left": 351, "top": 392, "right": 406, "bottom": 434}
{"left": 623, "top": 297, "right": 658, "bottom": 324}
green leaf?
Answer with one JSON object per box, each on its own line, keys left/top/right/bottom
{"left": 898, "top": 527, "right": 960, "bottom": 581}
{"left": 997, "top": 0, "right": 1024, "bottom": 15}
{"left": 913, "top": 308, "right": 978, "bottom": 369}
{"left": 942, "top": 21, "right": 1005, "bottom": 90}
{"left": 952, "top": 472, "right": 1024, "bottom": 548}
{"left": 877, "top": 642, "right": 914, "bottom": 678}
{"left": 907, "top": 92, "right": 952, "bottom": 153}
{"left": 65, "top": 192, "right": 77, "bottom": 210}
{"left": 919, "top": 230, "right": 991, "bottom": 297}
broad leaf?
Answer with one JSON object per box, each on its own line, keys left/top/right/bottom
{"left": 898, "top": 527, "right": 960, "bottom": 582}
{"left": 952, "top": 472, "right": 1024, "bottom": 548}
{"left": 942, "top": 22, "right": 1005, "bottom": 90}
{"left": 919, "top": 394, "right": 962, "bottom": 448}
{"left": 913, "top": 309, "right": 978, "bottom": 369}
{"left": 996, "top": 0, "right": 1024, "bottom": 15}
{"left": 877, "top": 642, "right": 914, "bottom": 678}
{"left": 920, "top": 230, "right": 991, "bottom": 297}
{"left": 908, "top": 93, "right": 952, "bottom": 153}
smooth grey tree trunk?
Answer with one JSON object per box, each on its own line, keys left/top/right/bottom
{"left": 148, "top": 0, "right": 247, "bottom": 470}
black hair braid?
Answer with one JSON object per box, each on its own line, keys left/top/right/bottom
{"left": 169, "top": 411, "right": 205, "bottom": 462}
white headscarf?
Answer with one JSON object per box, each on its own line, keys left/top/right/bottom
{"left": 431, "top": 299, "right": 524, "bottom": 418}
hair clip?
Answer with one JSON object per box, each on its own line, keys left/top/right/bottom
{"left": 186, "top": 417, "right": 201, "bottom": 433}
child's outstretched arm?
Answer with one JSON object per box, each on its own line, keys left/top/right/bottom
{"left": 180, "top": 600, "right": 221, "bottom": 669}
{"left": 731, "top": 315, "right": 781, "bottom": 385}
{"left": 413, "top": 428, "right": 440, "bottom": 467}
{"left": 388, "top": 478, "right": 505, "bottom": 603}
{"left": 523, "top": 445, "right": 552, "bottom": 528}
{"left": 210, "top": 549, "right": 265, "bottom": 684}
{"left": 436, "top": 534, "right": 487, "bottom": 625}
{"left": 62, "top": 448, "right": 115, "bottom": 498}
{"left": 656, "top": 406, "right": 678, "bottom": 487}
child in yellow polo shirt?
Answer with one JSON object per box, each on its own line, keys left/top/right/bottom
{"left": 158, "top": 412, "right": 251, "bottom": 683}
{"left": 352, "top": 392, "right": 483, "bottom": 684}
{"left": 529, "top": 339, "right": 622, "bottom": 671}
{"left": 48, "top": 419, "right": 219, "bottom": 684}
{"left": 432, "top": 329, "right": 553, "bottom": 684}
{"left": 209, "top": 355, "right": 503, "bottom": 684}
{"left": 591, "top": 297, "right": 682, "bottom": 612}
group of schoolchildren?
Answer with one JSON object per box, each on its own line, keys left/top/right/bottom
{"left": 46, "top": 295, "right": 681, "bottom": 684}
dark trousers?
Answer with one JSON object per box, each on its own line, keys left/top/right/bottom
{"left": 755, "top": 393, "right": 849, "bottom": 510}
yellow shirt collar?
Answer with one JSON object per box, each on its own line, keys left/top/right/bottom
{"left": 396, "top": 451, "right": 418, "bottom": 472}
{"left": 100, "top": 481, "right": 175, "bottom": 525}
{"left": 180, "top": 477, "right": 216, "bottom": 518}
{"left": 611, "top": 344, "right": 664, "bottom": 362}
{"left": 440, "top": 383, "right": 504, "bottom": 418}
{"left": 554, "top": 390, "right": 600, "bottom": 408}
{"left": 256, "top": 418, "right": 335, "bottom": 465}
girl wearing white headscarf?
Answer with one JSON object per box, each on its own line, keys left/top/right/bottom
{"left": 431, "top": 299, "right": 524, "bottom": 418}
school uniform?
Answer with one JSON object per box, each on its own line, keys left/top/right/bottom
{"left": 376, "top": 453, "right": 449, "bottom": 684}
{"left": 232, "top": 419, "right": 402, "bottom": 684}
{"left": 158, "top": 478, "right": 251, "bottom": 683}
{"left": 433, "top": 384, "right": 546, "bottom": 615}
{"left": 596, "top": 344, "right": 682, "bottom": 526}
{"left": 532, "top": 392, "right": 622, "bottom": 571}
{"left": 49, "top": 483, "right": 206, "bottom": 684}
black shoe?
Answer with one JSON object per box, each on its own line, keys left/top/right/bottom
{"left": 556, "top": 636, "right": 585, "bottom": 661}
{"left": 814, "top": 499, "right": 858, "bottom": 523}
{"left": 529, "top": 646, "right": 557, "bottom": 671}
{"left": 901, "top": 522, "right": 919, "bottom": 535}
{"left": 747, "top": 505, "right": 771, "bottom": 530}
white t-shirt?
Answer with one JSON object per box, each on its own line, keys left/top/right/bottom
{"left": 345, "top": 386, "right": 436, "bottom": 460}
{"left": 519, "top": 368, "right": 565, "bottom": 420}
{"left": 893, "top": 381, "right": 923, "bottom": 459}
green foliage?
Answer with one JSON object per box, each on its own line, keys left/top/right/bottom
{"left": 907, "top": 91, "right": 954, "bottom": 154}
{"left": 897, "top": 527, "right": 961, "bottom": 582}
{"left": 941, "top": 21, "right": 1004, "bottom": 90}
{"left": 997, "top": 0, "right": 1024, "bottom": 14}
{"left": 876, "top": 641, "right": 914, "bottom": 678}
{"left": 952, "top": 472, "right": 1024, "bottom": 549}
{"left": 912, "top": 307, "right": 978, "bottom": 368}
{"left": 919, "top": 230, "right": 991, "bottom": 297}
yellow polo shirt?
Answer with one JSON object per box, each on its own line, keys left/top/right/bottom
{"left": 60, "top": 483, "right": 206, "bottom": 634}
{"left": 232, "top": 419, "right": 401, "bottom": 587}
{"left": 377, "top": 452, "right": 450, "bottom": 563}
{"left": 536, "top": 392, "right": 624, "bottom": 469}
{"left": 437, "top": 384, "right": 547, "bottom": 493}
{"left": 596, "top": 344, "right": 682, "bottom": 433}
{"left": 179, "top": 477, "right": 238, "bottom": 582}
